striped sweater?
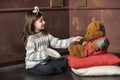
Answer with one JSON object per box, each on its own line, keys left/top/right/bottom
{"left": 25, "top": 32, "right": 73, "bottom": 69}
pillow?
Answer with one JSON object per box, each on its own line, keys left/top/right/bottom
{"left": 71, "top": 66, "right": 120, "bottom": 76}
{"left": 67, "top": 53, "right": 120, "bottom": 68}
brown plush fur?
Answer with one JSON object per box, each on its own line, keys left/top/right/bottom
{"left": 68, "top": 18, "right": 105, "bottom": 57}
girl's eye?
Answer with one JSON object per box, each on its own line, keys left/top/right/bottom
{"left": 40, "top": 20, "right": 44, "bottom": 22}
{"left": 39, "top": 20, "right": 42, "bottom": 22}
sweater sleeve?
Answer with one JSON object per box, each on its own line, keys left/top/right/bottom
{"left": 25, "top": 36, "right": 48, "bottom": 61}
{"left": 48, "top": 34, "right": 73, "bottom": 49}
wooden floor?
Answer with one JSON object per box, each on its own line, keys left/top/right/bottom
{"left": 0, "top": 63, "right": 120, "bottom": 80}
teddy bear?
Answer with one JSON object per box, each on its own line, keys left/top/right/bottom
{"left": 68, "top": 18, "right": 110, "bottom": 57}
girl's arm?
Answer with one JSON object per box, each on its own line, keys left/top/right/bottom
{"left": 48, "top": 34, "right": 83, "bottom": 49}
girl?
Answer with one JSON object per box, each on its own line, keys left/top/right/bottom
{"left": 22, "top": 6, "right": 83, "bottom": 75}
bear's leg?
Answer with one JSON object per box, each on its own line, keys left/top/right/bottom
{"left": 68, "top": 45, "right": 76, "bottom": 56}
{"left": 76, "top": 45, "right": 84, "bottom": 57}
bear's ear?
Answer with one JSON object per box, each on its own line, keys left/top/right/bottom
{"left": 91, "top": 17, "right": 99, "bottom": 23}
{"left": 99, "top": 24, "right": 106, "bottom": 36}
{"left": 91, "top": 17, "right": 101, "bottom": 30}
{"left": 91, "top": 17, "right": 96, "bottom": 23}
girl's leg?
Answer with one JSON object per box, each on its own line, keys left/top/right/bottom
{"left": 27, "top": 57, "right": 68, "bottom": 75}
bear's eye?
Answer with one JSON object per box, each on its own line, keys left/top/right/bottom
{"left": 87, "top": 32, "right": 90, "bottom": 34}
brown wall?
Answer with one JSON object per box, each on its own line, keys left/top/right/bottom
{"left": 0, "top": 0, "right": 120, "bottom": 65}
{"left": 0, "top": 0, "right": 69, "bottom": 64}
{"left": 69, "top": 0, "right": 120, "bottom": 53}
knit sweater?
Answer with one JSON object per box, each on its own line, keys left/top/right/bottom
{"left": 25, "top": 32, "right": 73, "bottom": 69}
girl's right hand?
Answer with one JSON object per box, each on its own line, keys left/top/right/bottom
{"left": 72, "top": 36, "right": 84, "bottom": 42}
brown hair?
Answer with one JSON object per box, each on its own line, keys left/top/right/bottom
{"left": 22, "top": 10, "right": 48, "bottom": 45}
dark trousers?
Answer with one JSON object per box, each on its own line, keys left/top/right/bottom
{"left": 27, "top": 57, "right": 68, "bottom": 76}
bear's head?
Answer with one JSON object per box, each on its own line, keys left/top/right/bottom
{"left": 84, "top": 18, "right": 105, "bottom": 41}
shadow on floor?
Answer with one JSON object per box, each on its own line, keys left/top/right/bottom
{"left": 0, "top": 64, "right": 120, "bottom": 80}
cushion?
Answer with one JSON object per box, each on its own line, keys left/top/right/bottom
{"left": 71, "top": 66, "right": 120, "bottom": 76}
{"left": 67, "top": 53, "right": 120, "bottom": 68}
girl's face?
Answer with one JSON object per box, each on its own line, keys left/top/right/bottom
{"left": 34, "top": 16, "right": 45, "bottom": 32}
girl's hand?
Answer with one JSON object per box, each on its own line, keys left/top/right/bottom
{"left": 72, "top": 36, "right": 84, "bottom": 42}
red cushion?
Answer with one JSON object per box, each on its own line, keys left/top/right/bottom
{"left": 67, "top": 53, "right": 120, "bottom": 68}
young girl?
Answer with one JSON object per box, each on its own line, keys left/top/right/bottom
{"left": 22, "top": 6, "right": 83, "bottom": 75}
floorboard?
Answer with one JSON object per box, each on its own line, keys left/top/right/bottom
{"left": 0, "top": 63, "right": 120, "bottom": 80}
